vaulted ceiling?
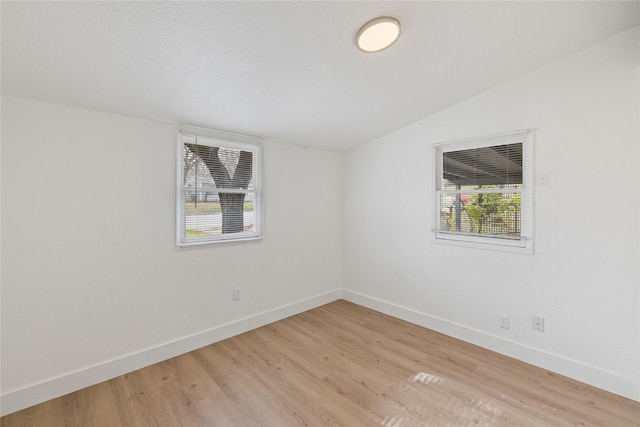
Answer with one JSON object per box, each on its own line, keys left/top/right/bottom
{"left": 2, "top": 1, "right": 638, "bottom": 152}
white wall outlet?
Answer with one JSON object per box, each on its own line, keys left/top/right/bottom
{"left": 233, "top": 287, "right": 241, "bottom": 301}
{"left": 533, "top": 316, "right": 544, "bottom": 332}
{"left": 499, "top": 314, "right": 510, "bottom": 329}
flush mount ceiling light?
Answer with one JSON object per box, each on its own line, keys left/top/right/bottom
{"left": 356, "top": 16, "right": 401, "bottom": 53}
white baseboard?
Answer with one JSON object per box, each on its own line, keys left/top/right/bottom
{"left": 342, "top": 289, "right": 639, "bottom": 402}
{"left": 4, "top": 288, "right": 637, "bottom": 416}
{"left": 0, "top": 289, "right": 342, "bottom": 416}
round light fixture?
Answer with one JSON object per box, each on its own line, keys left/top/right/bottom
{"left": 356, "top": 16, "right": 401, "bottom": 53}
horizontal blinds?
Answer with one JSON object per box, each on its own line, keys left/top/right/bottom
{"left": 443, "top": 143, "right": 523, "bottom": 187}
{"left": 435, "top": 130, "right": 532, "bottom": 245}
{"left": 177, "top": 131, "right": 263, "bottom": 246}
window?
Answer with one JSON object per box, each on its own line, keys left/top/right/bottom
{"left": 177, "top": 129, "right": 263, "bottom": 246}
{"left": 433, "top": 130, "right": 532, "bottom": 253}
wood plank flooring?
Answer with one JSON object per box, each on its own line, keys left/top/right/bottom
{"left": 2, "top": 300, "right": 639, "bottom": 426}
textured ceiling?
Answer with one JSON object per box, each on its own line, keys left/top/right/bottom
{"left": 2, "top": 1, "right": 638, "bottom": 152}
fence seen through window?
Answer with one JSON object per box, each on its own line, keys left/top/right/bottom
{"left": 438, "top": 141, "right": 524, "bottom": 240}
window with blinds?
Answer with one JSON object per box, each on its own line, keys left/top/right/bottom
{"left": 433, "top": 130, "right": 533, "bottom": 253}
{"left": 177, "top": 129, "right": 263, "bottom": 247}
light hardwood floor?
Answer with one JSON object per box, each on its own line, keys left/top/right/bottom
{"left": 2, "top": 300, "right": 639, "bottom": 426}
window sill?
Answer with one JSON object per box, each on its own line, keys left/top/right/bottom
{"left": 432, "top": 233, "right": 533, "bottom": 254}
{"left": 177, "top": 233, "right": 263, "bottom": 249}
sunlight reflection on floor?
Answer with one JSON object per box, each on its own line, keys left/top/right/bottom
{"left": 410, "top": 372, "right": 443, "bottom": 385}
{"left": 375, "top": 371, "right": 504, "bottom": 426}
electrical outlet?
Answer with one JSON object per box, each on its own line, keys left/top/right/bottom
{"left": 533, "top": 316, "right": 544, "bottom": 332}
{"left": 233, "top": 287, "right": 241, "bottom": 301}
{"left": 499, "top": 314, "right": 510, "bottom": 329}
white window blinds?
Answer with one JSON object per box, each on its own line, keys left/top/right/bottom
{"left": 433, "top": 130, "right": 533, "bottom": 252}
{"left": 177, "top": 130, "right": 263, "bottom": 246}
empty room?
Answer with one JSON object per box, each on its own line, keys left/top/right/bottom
{"left": 1, "top": 1, "right": 639, "bottom": 426}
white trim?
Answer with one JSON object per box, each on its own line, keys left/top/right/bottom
{"left": 432, "top": 230, "right": 532, "bottom": 253}
{"left": 434, "top": 229, "right": 526, "bottom": 241}
{"left": 432, "top": 129, "right": 529, "bottom": 150}
{"left": 439, "top": 188, "right": 522, "bottom": 195}
{"left": 341, "top": 289, "right": 639, "bottom": 402}
{"left": 4, "top": 289, "right": 638, "bottom": 414}
{"left": 432, "top": 129, "right": 533, "bottom": 254}
{"left": 177, "top": 128, "right": 264, "bottom": 247}
{"left": 178, "top": 125, "right": 261, "bottom": 145}
{"left": 180, "top": 132, "right": 263, "bottom": 154}
{"left": 0, "top": 290, "right": 342, "bottom": 416}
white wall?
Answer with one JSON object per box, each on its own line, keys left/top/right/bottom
{"left": 0, "top": 97, "right": 343, "bottom": 414}
{"left": 343, "top": 27, "right": 640, "bottom": 400}
{"left": 2, "top": 25, "right": 638, "bottom": 416}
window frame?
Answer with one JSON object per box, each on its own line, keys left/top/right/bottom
{"left": 432, "top": 130, "right": 533, "bottom": 254}
{"left": 176, "top": 127, "right": 263, "bottom": 247}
